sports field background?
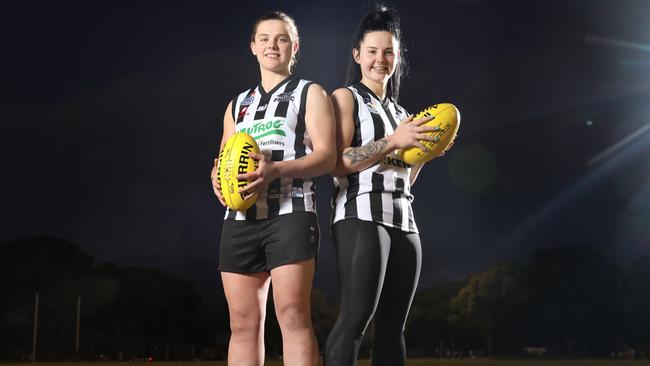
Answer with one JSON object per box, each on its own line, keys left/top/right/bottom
{"left": 3, "top": 360, "right": 650, "bottom": 366}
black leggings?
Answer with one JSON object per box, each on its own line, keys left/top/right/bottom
{"left": 325, "top": 219, "right": 422, "bottom": 366}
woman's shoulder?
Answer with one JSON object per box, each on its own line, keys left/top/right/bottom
{"left": 331, "top": 87, "right": 356, "bottom": 100}
{"left": 330, "top": 87, "right": 357, "bottom": 115}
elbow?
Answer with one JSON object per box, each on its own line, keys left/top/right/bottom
{"left": 325, "top": 151, "right": 337, "bottom": 174}
{"left": 330, "top": 156, "right": 351, "bottom": 177}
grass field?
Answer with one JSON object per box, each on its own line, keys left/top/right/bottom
{"left": 3, "top": 360, "right": 650, "bottom": 366}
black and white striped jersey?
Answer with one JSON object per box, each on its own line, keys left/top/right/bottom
{"left": 332, "top": 82, "right": 418, "bottom": 233}
{"left": 225, "top": 76, "right": 316, "bottom": 221}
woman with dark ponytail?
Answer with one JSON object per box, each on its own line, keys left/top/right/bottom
{"left": 326, "top": 5, "right": 439, "bottom": 366}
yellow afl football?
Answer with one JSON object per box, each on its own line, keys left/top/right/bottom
{"left": 398, "top": 103, "right": 460, "bottom": 164}
{"left": 218, "top": 132, "right": 260, "bottom": 211}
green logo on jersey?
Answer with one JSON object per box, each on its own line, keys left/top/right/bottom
{"left": 239, "top": 119, "right": 286, "bottom": 140}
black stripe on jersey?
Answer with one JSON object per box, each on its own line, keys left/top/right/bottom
{"left": 354, "top": 85, "right": 385, "bottom": 141}
{"left": 274, "top": 77, "right": 301, "bottom": 118}
{"left": 231, "top": 93, "right": 239, "bottom": 121}
{"left": 291, "top": 180, "right": 306, "bottom": 211}
{"left": 236, "top": 88, "right": 255, "bottom": 124}
{"left": 254, "top": 94, "right": 271, "bottom": 121}
{"left": 380, "top": 100, "right": 399, "bottom": 131}
{"left": 266, "top": 150, "right": 285, "bottom": 216}
{"left": 331, "top": 184, "right": 341, "bottom": 225}
{"left": 332, "top": 185, "right": 340, "bottom": 207}
{"left": 290, "top": 82, "right": 314, "bottom": 212}
{"left": 294, "top": 82, "right": 313, "bottom": 158}
{"left": 392, "top": 177, "right": 404, "bottom": 229}
{"left": 370, "top": 172, "right": 385, "bottom": 222}
{"left": 371, "top": 108, "right": 386, "bottom": 141}
{"left": 343, "top": 87, "right": 362, "bottom": 219}
{"left": 407, "top": 202, "right": 415, "bottom": 232}
{"left": 244, "top": 202, "right": 257, "bottom": 220}
{"left": 394, "top": 176, "right": 405, "bottom": 194}
{"left": 344, "top": 173, "right": 360, "bottom": 218}
{"left": 227, "top": 209, "right": 237, "bottom": 220}
{"left": 345, "top": 87, "right": 362, "bottom": 147}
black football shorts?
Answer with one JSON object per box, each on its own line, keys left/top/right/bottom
{"left": 219, "top": 211, "right": 319, "bottom": 273}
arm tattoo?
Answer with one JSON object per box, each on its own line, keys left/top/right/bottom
{"left": 343, "top": 138, "right": 389, "bottom": 165}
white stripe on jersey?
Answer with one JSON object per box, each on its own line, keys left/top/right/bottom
{"left": 332, "top": 83, "right": 418, "bottom": 233}
{"left": 225, "top": 76, "right": 316, "bottom": 221}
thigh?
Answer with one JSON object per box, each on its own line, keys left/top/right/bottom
{"left": 221, "top": 271, "right": 271, "bottom": 323}
{"left": 269, "top": 258, "right": 316, "bottom": 314}
{"left": 219, "top": 219, "right": 266, "bottom": 274}
{"left": 374, "top": 230, "right": 421, "bottom": 327}
{"left": 333, "top": 219, "right": 391, "bottom": 324}
{"left": 264, "top": 212, "right": 319, "bottom": 271}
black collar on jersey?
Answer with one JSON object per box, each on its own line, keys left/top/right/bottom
{"left": 258, "top": 75, "right": 296, "bottom": 99}
{"left": 353, "top": 82, "right": 399, "bottom": 130}
{"left": 353, "top": 82, "right": 394, "bottom": 105}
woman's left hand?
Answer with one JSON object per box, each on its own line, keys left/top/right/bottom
{"left": 236, "top": 152, "right": 280, "bottom": 200}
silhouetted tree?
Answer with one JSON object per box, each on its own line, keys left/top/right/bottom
{"left": 407, "top": 282, "right": 464, "bottom": 355}
{"left": 0, "top": 238, "right": 203, "bottom": 361}
{"left": 526, "top": 245, "right": 621, "bottom": 356}
{"left": 621, "top": 256, "right": 650, "bottom": 351}
{"left": 449, "top": 262, "right": 526, "bottom": 356}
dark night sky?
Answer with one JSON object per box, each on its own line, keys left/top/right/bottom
{"left": 2, "top": 0, "right": 649, "bottom": 303}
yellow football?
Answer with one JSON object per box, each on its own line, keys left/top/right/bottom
{"left": 398, "top": 103, "right": 460, "bottom": 165}
{"left": 218, "top": 132, "right": 260, "bottom": 211}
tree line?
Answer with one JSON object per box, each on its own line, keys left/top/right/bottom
{"left": 404, "top": 245, "right": 650, "bottom": 358}
{"left": 1, "top": 238, "right": 649, "bottom": 361}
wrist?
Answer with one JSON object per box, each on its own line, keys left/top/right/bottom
{"left": 384, "top": 135, "right": 399, "bottom": 150}
{"left": 269, "top": 160, "right": 282, "bottom": 180}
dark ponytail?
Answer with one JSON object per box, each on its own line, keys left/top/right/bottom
{"left": 346, "top": 4, "right": 407, "bottom": 101}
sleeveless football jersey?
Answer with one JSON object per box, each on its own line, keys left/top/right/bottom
{"left": 332, "top": 82, "right": 418, "bottom": 233}
{"left": 225, "top": 76, "right": 316, "bottom": 220}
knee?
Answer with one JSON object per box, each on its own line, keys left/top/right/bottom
{"left": 275, "top": 302, "right": 312, "bottom": 333}
{"left": 373, "top": 320, "right": 405, "bottom": 342}
{"left": 229, "top": 308, "right": 263, "bottom": 336}
{"left": 331, "top": 309, "right": 374, "bottom": 338}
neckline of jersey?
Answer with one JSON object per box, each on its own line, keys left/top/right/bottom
{"left": 257, "top": 75, "right": 295, "bottom": 99}
{"left": 354, "top": 82, "right": 392, "bottom": 106}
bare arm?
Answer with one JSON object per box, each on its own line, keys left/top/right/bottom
{"left": 409, "top": 162, "right": 424, "bottom": 185}
{"left": 210, "top": 101, "right": 236, "bottom": 206}
{"left": 273, "top": 83, "right": 336, "bottom": 178}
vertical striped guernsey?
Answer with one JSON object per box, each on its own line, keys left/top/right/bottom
{"left": 332, "top": 82, "right": 418, "bottom": 233}
{"left": 225, "top": 76, "right": 315, "bottom": 221}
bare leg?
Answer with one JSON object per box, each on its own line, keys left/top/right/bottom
{"left": 270, "top": 259, "right": 319, "bottom": 366}
{"left": 221, "top": 271, "right": 271, "bottom": 366}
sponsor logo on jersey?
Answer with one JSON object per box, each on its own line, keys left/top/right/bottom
{"left": 273, "top": 91, "right": 295, "bottom": 103}
{"left": 363, "top": 96, "right": 379, "bottom": 114}
{"left": 241, "top": 91, "right": 256, "bottom": 106}
{"left": 256, "top": 104, "right": 268, "bottom": 112}
{"left": 382, "top": 155, "right": 412, "bottom": 169}
{"left": 238, "top": 119, "right": 286, "bottom": 140}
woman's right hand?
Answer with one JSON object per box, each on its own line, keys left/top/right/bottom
{"left": 211, "top": 158, "right": 227, "bottom": 207}
{"left": 388, "top": 115, "right": 439, "bottom": 151}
